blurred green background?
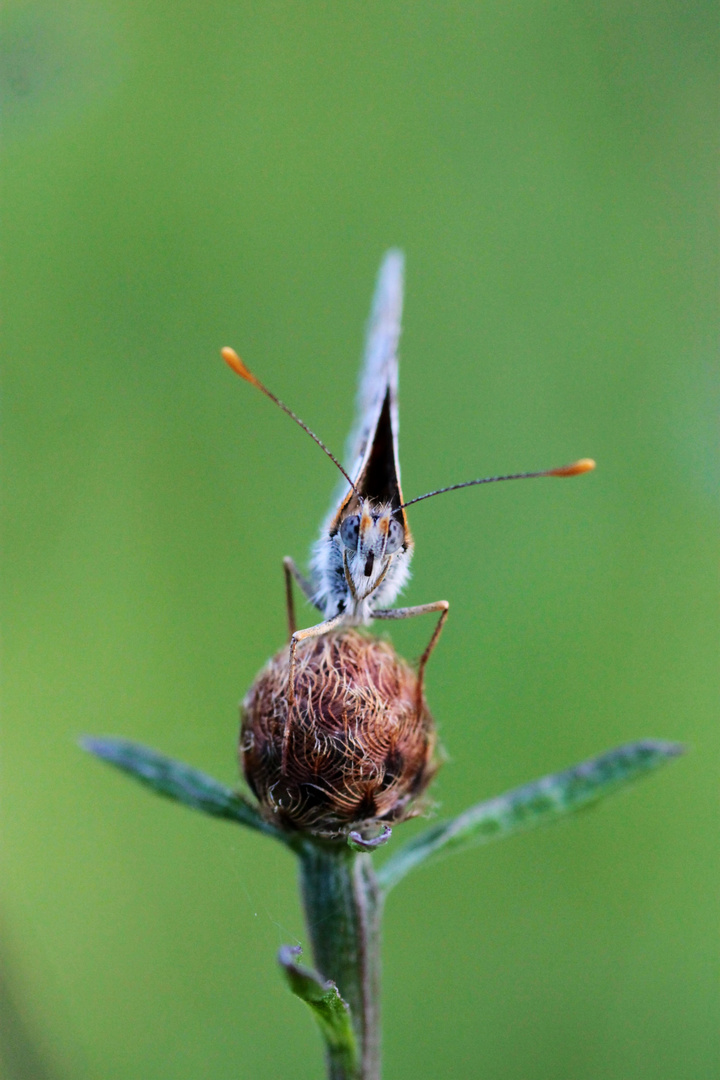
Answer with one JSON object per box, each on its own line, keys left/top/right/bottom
{"left": 2, "top": 1, "right": 717, "bottom": 1078}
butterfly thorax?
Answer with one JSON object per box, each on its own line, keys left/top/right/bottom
{"left": 311, "top": 500, "right": 414, "bottom": 623}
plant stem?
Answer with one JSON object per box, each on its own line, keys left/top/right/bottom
{"left": 298, "top": 842, "right": 382, "bottom": 1080}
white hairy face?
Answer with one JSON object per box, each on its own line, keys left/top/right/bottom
{"left": 312, "top": 500, "right": 414, "bottom": 622}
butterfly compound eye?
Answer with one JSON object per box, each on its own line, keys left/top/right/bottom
{"left": 385, "top": 518, "right": 404, "bottom": 554}
{"left": 339, "top": 515, "right": 360, "bottom": 550}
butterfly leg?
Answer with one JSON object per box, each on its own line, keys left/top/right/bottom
{"left": 373, "top": 600, "right": 449, "bottom": 712}
{"left": 283, "top": 613, "right": 346, "bottom": 771}
{"left": 283, "top": 557, "right": 319, "bottom": 638}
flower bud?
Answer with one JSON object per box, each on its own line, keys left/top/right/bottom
{"left": 240, "top": 630, "right": 439, "bottom": 839}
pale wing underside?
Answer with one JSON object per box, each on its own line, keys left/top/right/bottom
{"left": 311, "top": 251, "right": 408, "bottom": 617}
{"left": 345, "top": 249, "right": 404, "bottom": 482}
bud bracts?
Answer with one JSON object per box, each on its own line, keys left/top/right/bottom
{"left": 240, "top": 630, "right": 438, "bottom": 839}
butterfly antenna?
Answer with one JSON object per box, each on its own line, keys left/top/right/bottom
{"left": 400, "top": 459, "right": 595, "bottom": 509}
{"left": 221, "top": 347, "right": 358, "bottom": 494}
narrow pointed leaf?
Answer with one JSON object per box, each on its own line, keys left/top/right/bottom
{"left": 278, "top": 946, "right": 357, "bottom": 1076}
{"left": 378, "top": 740, "right": 684, "bottom": 893}
{"left": 81, "top": 737, "right": 286, "bottom": 842}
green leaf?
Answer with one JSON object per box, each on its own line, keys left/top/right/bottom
{"left": 278, "top": 946, "right": 358, "bottom": 1077}
{"left": 378, "top": 740, "right": 684, "bottom": 893}
{"left": 81, "top": 737, "right": 286, "bottom": 843}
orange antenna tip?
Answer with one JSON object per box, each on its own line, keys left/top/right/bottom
{"left": 548, "top": 458, "right": 596, "bottom": 478}
{"left": 221, "top": 346, "right": 255, "bottom": 384}
{"left": 220, "top": 345, "right": 358, "bottom": 493}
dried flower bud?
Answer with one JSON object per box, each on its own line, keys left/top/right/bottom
{"left": 240, "top": 630, "right": 439, "bottom": 839}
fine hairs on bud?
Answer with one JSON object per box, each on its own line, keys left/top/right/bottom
{"left": 240, "top": 630, "right": 439, "bottom": 839}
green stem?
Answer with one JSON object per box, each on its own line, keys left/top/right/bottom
{"left": 298, "top": 842, "right": 382, "bottom": 1080}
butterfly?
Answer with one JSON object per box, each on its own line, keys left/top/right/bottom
{"left": 222, "top": 251, "right": 594, "bottom": 754}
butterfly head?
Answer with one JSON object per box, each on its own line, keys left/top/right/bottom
{"left": 335, "top": 500, "right": 410, "bottom": 600}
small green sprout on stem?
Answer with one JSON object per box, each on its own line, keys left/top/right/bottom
{"left": 82, "top": 629, "right": 682, "bottom": 1080}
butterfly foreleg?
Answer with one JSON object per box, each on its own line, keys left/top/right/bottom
{"left": 283, "top": 612, "right": 346, "bottom": 771}
{"left": 283, "top": 556, "right": 319, "bottom": 638}
{"left": 373, "top": 600, "right": 449, "bottom": 711}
